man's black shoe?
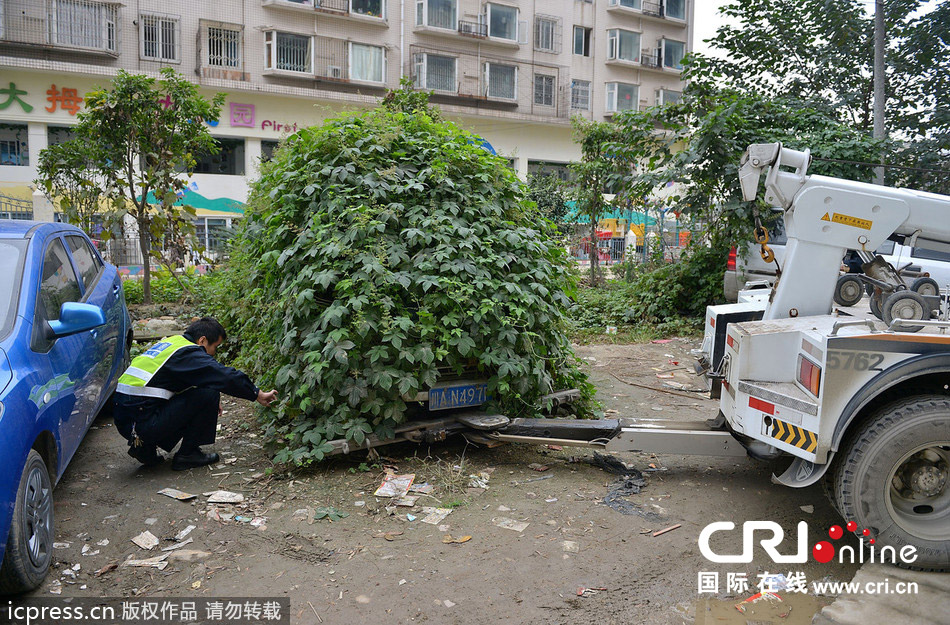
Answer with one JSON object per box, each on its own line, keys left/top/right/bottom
{"left": 172, "top": 450, "right": 220, "bottom": 471}
{"left": 128, "top": 444, "right": 164, "bottom": 467}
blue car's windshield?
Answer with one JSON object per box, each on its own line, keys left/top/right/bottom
{"left": 0, "top": 239, "right": 27, "bottom": 340}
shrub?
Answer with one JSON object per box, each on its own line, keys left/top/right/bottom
{"left": 221, "top": 92, "right": 594, "bottom": 465}
{"left": 568, "top": 242, "right": 728, "bottom": 329}
{"left": 122, "top": 268, "right": 225, "bottom": 307}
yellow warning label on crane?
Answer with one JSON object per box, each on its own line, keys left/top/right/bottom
{"left": 820, "top": 212, "right": 872, "bottom": 230}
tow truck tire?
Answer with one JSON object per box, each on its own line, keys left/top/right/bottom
{"left": 911, "top": 277, "right": 940, "bottom": 297}
{"left": 869, "top": 294, "right": 884, "bottom": 319}
{"left": 832, "top": 396, "right": 950, "bottom": 571}
{"left": 882, "top": 291, "right": 929, "bottom": 331}
{"left": 834, "top": 275, "right": 864, "bottom": 307}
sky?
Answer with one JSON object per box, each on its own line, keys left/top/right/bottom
{"left": 692, "top": 0, "right": 940, "bottom": 58}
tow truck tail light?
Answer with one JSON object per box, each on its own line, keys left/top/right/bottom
{"left": 798, "top": 355, "right": 821, "bottom": 396}
{"left": 727, "top": 246, "right": 737, "bottom": 271}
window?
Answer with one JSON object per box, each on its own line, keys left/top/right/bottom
{"left": 665, "top": 0, "right": 686, "bottom": 20}
{"left": 265, "top": 31, "right": 313, "bottom": 73}
{"left": 48, "top": 126, "right": 76, "bottom": 147}
{"left": 193, "top": 138, "right": 245, "bottom": 175}
{"left": 194, "top": 218, "right": 233, "bottom": 253}
{"left": 534, "top": 16, "right": 558, "bottom": 53}
{"left": 487, "top": 3, "right": 518, "bottom": 40}
{"left": 609, "top": 0, "right": 642, "bottom": 8}
{"left": 0, "top": 124, "right": 28, "bottom": 166}
{"left": 663, "top": 39, "right": 686, "bottom": 69}
{"left": 485, "top": 63, "right": 516, "bottom": 99}
{"left": 39, "top": 239, "right": 82, "bottom": 322}
{"left": 416, "top": 0, "right": 456, "bottom": 29}
{"left": 66, "top": 236, "right": 103, "bottom": 293}
{"left": 606, "top": 82, "right": 639, "bottom": 113}
{"left": 570, "top": 80, "right": 591, "bottom": 110}
{"left": 351, "top": 0, "right": 385, "bottom": 18}
{"left": 208, "top": 26, "right": 242, "bottom": 68}
{"left": 607, "top": 29, "right": 640, "bottom": 62}
{"left": 656, "top": 88, "right": 681, "bottom": 105}
{"left": 261, "top": 140, "right": 280, "bottom": 163}
{"left": 350, "top": 43, "right": 385, "bottom": 83}
{"left": 528, "top": 161, "right": 572, "bottom": 182}
{"left": 876, "top": 240, "right": 896, "bottom": 255}
{"left": 52, "top": 0, "right": 117, "bottom": 52}
{"left": 140, "top": 14, "right": 180, "bottom": 62}
{"left": 534, "top": 74, "right": 555, "bottom": 107}
{"left": 573, "top": 26, "right": 591, "bottom": 56}
{"left": 413, "top": 53, "right": 457, "bottom": 92}
{"left": 911, "top": 246, "right": 950, "bottom": 262}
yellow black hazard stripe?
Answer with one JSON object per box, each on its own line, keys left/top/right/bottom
{"left": 770, "top": 419, "right": 817, "bottom": 453}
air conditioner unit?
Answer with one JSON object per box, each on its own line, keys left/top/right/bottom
{"left": 460, "top": 22, "right": 478, "bottom": 35}
{"left": 326, "top": 65, "right": 342, "bottom": 79}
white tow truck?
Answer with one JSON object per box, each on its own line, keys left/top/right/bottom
{"left": 323, "top": 143, "right": 948, "bottom": 571}
{"left": 698, "top": 143, "right": 949, "bottom": 570}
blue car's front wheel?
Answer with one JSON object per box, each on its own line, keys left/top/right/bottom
{"left": 0, "top": 450, "right": 54, "bottom": 594}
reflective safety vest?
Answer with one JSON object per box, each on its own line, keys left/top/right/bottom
{"left": 116, "top": 335, "right": 197, "bottom": 400}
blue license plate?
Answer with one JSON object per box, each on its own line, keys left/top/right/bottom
{"left": 428, "top": 383, "right": 489, "bottom": 411}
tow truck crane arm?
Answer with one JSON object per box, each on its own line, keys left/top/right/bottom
{"left": 738, "top": 143, "right": 950, "bottom": 320}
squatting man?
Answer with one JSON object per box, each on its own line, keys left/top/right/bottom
{"left": 114, "top": 317, "right": 278, "bottom": 470}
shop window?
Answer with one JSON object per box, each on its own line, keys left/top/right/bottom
{"left": 193, "top": 138, "right": 245, "bottom": 175}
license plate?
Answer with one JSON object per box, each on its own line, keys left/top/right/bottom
{"left": 428, "top": 383, "right": 489, "bottom": 411}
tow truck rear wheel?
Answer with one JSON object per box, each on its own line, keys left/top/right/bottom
{"left": 833, "top": 395, "right": 950, "bottom": 571}
{"left": 882, "top": 291, "right": 929, "bottom": 331}
{"left": 911, "top": 277, "right": 940, "bottom": 297}
{"left": 869, "top": 294, "right": 884, "bottom": 319}
{"left": 833, "top": 275, "right": 864, "bottom": 307}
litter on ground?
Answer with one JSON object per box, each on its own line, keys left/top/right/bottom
{"left": 374, "top": 472, "right": 415, "bottom": 498}
{"left": 131, "top": 531, "right": 159, "bottom": 550}
{"left": 492, "top": 517, "right": 529, "bottom": 532}
{"left": 157, "top": 488, "right": 197, "bottom": 501}
{"left": 205, "top": 490, "right": 244, "bottom": 504}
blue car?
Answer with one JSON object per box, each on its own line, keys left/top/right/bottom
{"left": 0, "top": 221, "right": 131, "bottom": 593}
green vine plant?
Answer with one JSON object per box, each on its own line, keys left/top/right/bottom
{"left": 219, "top": 85, "right": 595, "bottom": 465}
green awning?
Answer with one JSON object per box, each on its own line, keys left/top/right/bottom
{"left": 563, "top": 201, "right": 657, "bottom": 225}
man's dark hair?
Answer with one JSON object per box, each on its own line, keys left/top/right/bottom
{"left": 184, "top": 317, "right": 227, "bottom": 344}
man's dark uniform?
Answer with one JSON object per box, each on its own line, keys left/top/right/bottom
{"left": 114, "top": 335, "right": 258, "bottom": 465}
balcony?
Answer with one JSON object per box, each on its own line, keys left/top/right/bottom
{"left": 409, "top": 45, "right": 569, "bottom": 120}
{"left": 457, "top": 20, "right": 487, "bottom": 39}
{"left": 607, "top": 1, "right": 688, "bottom": 26}
{"left": 262, "top": 0, "right": 388, "bottom": 24}
{"left": 0, "top": 0, "right": 121, "bottom": 56}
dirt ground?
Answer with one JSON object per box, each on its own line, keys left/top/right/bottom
{"left": 26, "top": 339, "right": 866, "bottom": 624}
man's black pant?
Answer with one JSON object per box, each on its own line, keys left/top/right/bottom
{"left": 115, "top": 388, "right": 219, "bottom": 453}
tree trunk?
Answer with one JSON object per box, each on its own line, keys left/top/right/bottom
{"left": 138, "top": 222, "right": 152, "bottom": 304}
{"left": 589, "top": 215, "right": 601, "bottom": 286}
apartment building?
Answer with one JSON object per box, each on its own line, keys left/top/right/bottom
{"left": 0, "top": 0, "right": 693, "bottom": 235}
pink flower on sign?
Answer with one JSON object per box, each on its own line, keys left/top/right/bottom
{"left": 230, "top": 102, "right": 255, "bottom": 127}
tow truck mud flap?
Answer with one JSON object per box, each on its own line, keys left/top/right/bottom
{"left": 771, "top": 455, "right": 833, "bottom": 488}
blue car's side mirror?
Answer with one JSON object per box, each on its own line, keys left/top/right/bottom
{"left": 48, "top": 302, "right": 106, "bottom": 338}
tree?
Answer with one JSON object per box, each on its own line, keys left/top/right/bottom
{"left": 38, "top": 69, "right": 225, "bottom": 303}
{"left": 605, "top": 85, "right": 887, "bottom": 247}
{"left": 216, "top": 87, "right": 593, "bottom": 464}
{"left": 699, "top": 0, "right": 949, "bottom": 193}
{"left": 35, "top": 140, "right": 109, "bottom": 236}
{"left": 570, "top": 118, "right": 624, "bottom": 286}
{"left": 525, "top": 170, "right": 570, "bottom": 225}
